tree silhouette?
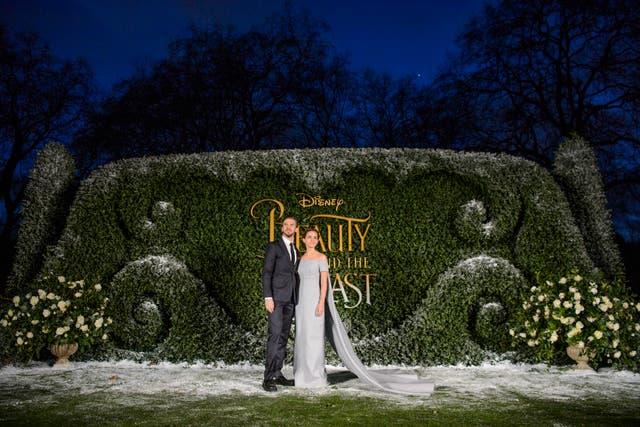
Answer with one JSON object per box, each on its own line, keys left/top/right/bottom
{"left": 73, "top": 7, "right": 355, "bottom": 167}
{"left": 0, "top": 26, "right": 93, "bottom": 285}
{"left": 354, "top": 70, "right": 431, "bottom": 148}
{"left": 429, "top": 0, "right": 640, "bottom": 239}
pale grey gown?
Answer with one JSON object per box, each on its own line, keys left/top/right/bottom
{"left": 294, "top": 259, "right": 329, "bottom": 388}
{"left": 294, "top": 259, "right": 435, "bottom": 395}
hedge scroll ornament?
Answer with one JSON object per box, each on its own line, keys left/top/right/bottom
{"left": 108, "top": 255, "right": 250, "bottom": 361}
{"left": 7, "top": 142, "right": 623, "bottom": 366}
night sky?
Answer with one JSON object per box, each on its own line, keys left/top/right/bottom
{"left": 1, "top": 0, "right": 486, "bottom": 89}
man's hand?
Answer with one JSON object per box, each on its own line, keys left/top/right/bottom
{"left": 265, "top": 298, "right": 274, "bottom": 313}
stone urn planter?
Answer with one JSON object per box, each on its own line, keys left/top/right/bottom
{"left": 50, "top": 342, "right": 79, "bottom": 365}
{"left": 566, "top": 345, "right": 594, "bottom": 370}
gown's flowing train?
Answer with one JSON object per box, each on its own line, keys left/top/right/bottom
{"left": 324, "top": 280, "right": 435, "bottom": 396}
{"left": 294, "top": 259, "right": 434, "bottom": 396}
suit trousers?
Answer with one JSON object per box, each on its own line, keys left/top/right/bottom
{"left": 264, "top": 301, "right": 294, "bottom": 380}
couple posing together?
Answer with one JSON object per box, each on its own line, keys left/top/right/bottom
{"left": 261, "top": 216, "right": 328, "bottom": 391}
{"left": 261, "top": 216, "right": 434, "bottom": 395}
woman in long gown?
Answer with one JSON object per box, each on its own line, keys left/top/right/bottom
{"left": 294, "top": 229, "right": 435, "bottom": 395}
{"left": 294, "top": 228, "right": 329, "bottom": 388}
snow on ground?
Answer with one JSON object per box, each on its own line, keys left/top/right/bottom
{"left": 1, "top": 360, "right": 639, "bottom": 406}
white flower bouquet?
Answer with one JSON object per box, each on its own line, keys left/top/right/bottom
{"left": 1, "top": 274, "right": 112, "bottom": 362}
{"left": 509, "top": 271, "right": 640, "bottom": 371}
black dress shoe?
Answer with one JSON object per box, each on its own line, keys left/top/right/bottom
{"left": 262, "top": 379, "right": 277, "bottom": 392}
{"left": 274, "top": 376, "right": 294, "bottom": 386}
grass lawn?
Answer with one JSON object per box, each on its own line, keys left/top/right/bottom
{"left": 1, "top": 361, "right": 639, "bottom": 426}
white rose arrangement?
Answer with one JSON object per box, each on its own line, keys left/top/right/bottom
{"left": 1, "top": 274, "right": 112, "bottom": 362}
{"left": 509, "top": 271, "right": 640, "bottom": 371}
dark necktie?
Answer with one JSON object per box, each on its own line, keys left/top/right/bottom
{"left": 289, "top": 243, "right": 295, "bottom": 265}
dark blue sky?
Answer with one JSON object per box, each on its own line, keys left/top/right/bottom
{"left": 1, "top": 0, "right": 486, "bottom": 89}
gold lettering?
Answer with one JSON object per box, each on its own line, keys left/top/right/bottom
{"left": 310, "top": 213, "right": 371, "bottom": 252}
{"left": 332, "top": 273, "right": 376, "bottom": 308}
{"left": 332, "top": 274, "right": 349, "bottom": 303}
{"left": 323, "top": 223, "right": 345, "bottom": 252}
{"left": 313, "top": 225, "right": 327, "bottom": 252}
{"left": 354, "top": 223, "right": 371, "bottom": 251}
{"left": 363, "top": 273, "right": 376, "bottom": 305}
{"left": 250, "top": 199, "right": 285, "bottom": 242}
{"left": 297, "top": 193, "right": 345, "bottom": 212}
{"left": 342, "top": 274, "right": 363, "bottom": 309}
{"left": 297, "top": 193, "right": 314, "bottom": 209}
{"left": 252, "top": 199, "right": 375, "bottom": 308}
{"left": 295, "top": 231, "right": 302, "bottom": 252}
{"left": 330, "top": 257, "right": 341, "bottom": 269}
{"left": 327, "top": 224, "right": 335, "bottom": 252}
{"left": 341, "top": 257, "right": 371, "bottom": 270}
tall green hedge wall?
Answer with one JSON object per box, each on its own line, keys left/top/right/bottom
{"left": 7, "top": 144, "right": 609, "bottom": 364}
{"left": 552, "top": 135, "right": 624, "bottom": 279}
{"left": 8, "top": 142, "right": 76, "bottom": 294}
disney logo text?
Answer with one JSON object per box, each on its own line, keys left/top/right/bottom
{"left": 297, "top": 193, "right": 344, "bottom": 211}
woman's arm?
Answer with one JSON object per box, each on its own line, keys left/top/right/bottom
{"left": 316, "top": 270, "right": 328, "bottom": 316}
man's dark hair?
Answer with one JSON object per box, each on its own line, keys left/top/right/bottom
{"left": 283, "top": 215, "right": 298, "bottom": 226}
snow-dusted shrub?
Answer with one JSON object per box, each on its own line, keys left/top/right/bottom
{"left": 454, "top": 199, "right": 494, "bottom": 245}
{"left": 10, "top": 146, "right": 607, "bottom": 364}
{"left": 359, "top": 256, "right": 527, "bottom": 365}
{"left": 7, "top": 142, "right": 76, "bottom": 294}
{"left": 108, "top": 255, "right": 251, "bottom": 362}
{"left": 552, "top": 135, "right": 624, "bottom": 279}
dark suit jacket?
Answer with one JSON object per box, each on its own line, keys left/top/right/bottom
{"left": 262, "top": 238, "right": 299, "bottom": 304}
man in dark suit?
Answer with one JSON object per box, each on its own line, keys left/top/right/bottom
{"left": 261, "top": 215, "right": 299, "bottom": 391}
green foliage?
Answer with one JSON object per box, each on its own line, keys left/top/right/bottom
{"left": 7, "top": 142, "right": 76, "bottom": 294}
{"left": 359, "top": 256, "right": 527, "bottom": 365}
{"left": 5, "top": 146, "right": 622, "bottom": 366}
{"left": 0, "top": 274, "right": 110, "bottom": 362}
{"left": 106, "top": 254, "right": 253, "bottom": 362}
{"left": 553, "top": 134, "right": 625, "bottom": 279}
{"left": 509, "top": 270, "right": 640, "bottom": 371}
